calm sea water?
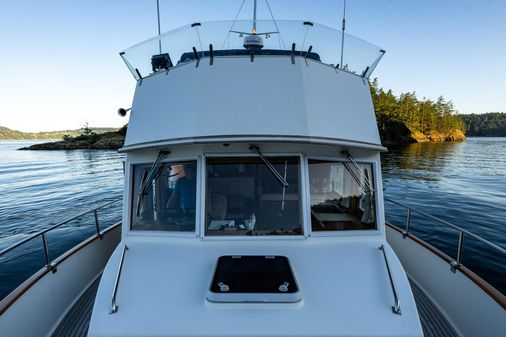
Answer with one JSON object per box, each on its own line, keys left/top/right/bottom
{"left": 382, "top": 137, "right": 506, "bottom": 294}
{"left": 0, "top": 138, "right": 505, "bottom": 299}
{"left": 0, "top": 141, "right": 124, "bottom": 299}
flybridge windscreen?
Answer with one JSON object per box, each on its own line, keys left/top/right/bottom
{"left": 120, "top": 20, "right": 384, "bottom": 80}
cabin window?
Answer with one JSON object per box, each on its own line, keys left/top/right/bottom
{"left": 308, "top": 160, "right": 376, "bottom": 231}
{"left": 205, "top": 157, "right": 302, "bottom": 236}
{"left": 131, "top": 161, "right": 197, "bottom": 231}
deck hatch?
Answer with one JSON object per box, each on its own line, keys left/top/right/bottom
{"left": 206, "top": 255, "right": 301, "bottom": 303}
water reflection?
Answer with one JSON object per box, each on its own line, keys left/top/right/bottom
{"left": 382, "top": 141, "right": 464, "bottom": 174}
{"left": 382, "top": 138, "right": 506, "bottom": 294}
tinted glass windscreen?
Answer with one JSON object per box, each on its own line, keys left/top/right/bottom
{"left": 206, "top": 157, "right": 302, "bottom": 236}
{"left": 308, "top": 160, "right": 376, "bottom": 231}
{"left": 131, "top": 161, "right": 197, "bottom": 231}
{"left": 210, "top": 256, "right": 298, "bottom": 293}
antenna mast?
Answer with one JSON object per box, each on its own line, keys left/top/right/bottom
{"left": 252, "top": 0, "right": 257, "bottom": 34}
{"left": 243, "top": 0, "right": 263, "bottom": 50}
{"left": 156, "top": 0, "right": 162, "bottom": 53}
{"left": 340, "top": 0, "right": 346, "bottom": 69}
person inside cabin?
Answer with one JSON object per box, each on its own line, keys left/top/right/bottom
{"left": 166, "top": 164, "right": 197, "bottom": 214}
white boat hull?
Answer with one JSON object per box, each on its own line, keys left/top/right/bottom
{"left": 386, "top": 223, "right": 506, "bottom": 337}
{"left": 0, "top": 223, "right": 121, "bottom": 337}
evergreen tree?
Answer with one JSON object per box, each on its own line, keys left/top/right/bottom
{"left": 369, "top": 79, "right": 466, "bottom": 143}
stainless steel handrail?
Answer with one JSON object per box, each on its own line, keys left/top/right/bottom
{"left": 0, "top": 199, "right": 122, "bottom": 259}
{"left": 379, "top": 244, "right": 401, "bottom": 315}
{"left": 110, "top": 244, "right": 128, "bottom": 314}
{"left": 384, "top": 197, "right": 506, "bottom": 272}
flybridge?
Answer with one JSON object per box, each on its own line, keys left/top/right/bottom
{"left": 120, "top": 20, "right": 385, "bottom": 80}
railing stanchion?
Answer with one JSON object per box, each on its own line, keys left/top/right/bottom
{"left": 0, "top": 198, "right": 121, "bottom": 283}
{"left": 384, "top": 197, "right": 506, "bottom": 279}
{"left": 403, "top": 208, "right": 411, "bottom": 238}
{"left": 41, "top": 233, "right": 56, "bottom": 273}
{"left": 451, "top": 232, "right": 465, "bottom": 273}
{"left": 94, "top": 209, "right": 102, "bottom": 239}
{"left": 0, "top": 198, "right": 121, "bottom": 259}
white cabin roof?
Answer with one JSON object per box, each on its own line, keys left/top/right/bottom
{"left": 123, "top": 57, "right": 383, "bottom": 151}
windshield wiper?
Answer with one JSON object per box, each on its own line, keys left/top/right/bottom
{"left": 249, "top": 146, "right": 289, "bottom": 187}
{"left": 135, "top": 150, "right": 170, "bottom": 217}
{"left": 250, "top": 146, "right": 289, "bottom": 213}
{"left": 341, "top": 150, "right": 374, "bottom": 193}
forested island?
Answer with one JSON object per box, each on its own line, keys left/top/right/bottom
{"left": 370, "top": 79, "right": 466, "bottom": 145}
{"left": 460, "top": 113, "right": 506, "bottom": 137}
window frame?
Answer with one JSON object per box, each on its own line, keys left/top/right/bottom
{"left": 305, "top": 155, "right": 380, "bottom": 237}
{"left": 128, "top": 156, "right": 201, "bottom": 238}
{"left": 201, "top": 152, "right": 308, "bottom": 240}
{"left": 125, "top": 152, "right": 381, "bottom": 239}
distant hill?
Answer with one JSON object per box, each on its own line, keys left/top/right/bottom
{"left": 0, "top": 126, "right": 119, "bottom": 140}
{"left": 460, "top": 113, "right": 506, "bottom": 136}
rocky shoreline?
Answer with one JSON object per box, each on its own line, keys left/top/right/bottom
{"left": 18, "top": 128, "right": 465, "bottom": 151}
{"left": 20, "top": 139, "right": 124, "bottom": 150}
{"left": 381, "top": 129, "right": 466, "bottom": 147}
{"left": 18, "top": 127, "right": 127, "bottom": 150}
{"left": 410, "top": 130, "right": 466, "bottom": 143}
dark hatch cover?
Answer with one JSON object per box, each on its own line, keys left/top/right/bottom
{"left": 210, "top": 255, "right": 298, "bottom": 294}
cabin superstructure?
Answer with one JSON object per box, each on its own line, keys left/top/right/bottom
{"left": 121, "top": 20, "right": 385, "bottom": 152}
{"left": 88, "top": 19, "right": 424, "bottom": 337}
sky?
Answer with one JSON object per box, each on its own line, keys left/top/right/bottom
{"left": 0, "top": 0, "right": 505, "bottom": 132}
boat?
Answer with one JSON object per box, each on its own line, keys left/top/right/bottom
{"left": 1, "top": 2, "right": 505, "bottom": 336}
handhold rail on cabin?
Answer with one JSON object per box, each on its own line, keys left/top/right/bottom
{"left": 384, "top": 197, "right": 506, "bottom": 273}
{"left": 110, "top": 244, "right": 129, "bottom": 314}
{"left": 0, "top": 199, "right": 122, "bottom": 267}
{"left": 379, "top": 244, "right": 401, "bottom": 315}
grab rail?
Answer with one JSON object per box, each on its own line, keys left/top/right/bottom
{"left": 110, "top": 244, "right": 128, "bottom": 314}
{"left": 384, "top": 197, "right": 506, "bottom": 272}
{"left": 379, "top": 244, "right": 401, "bottom": 315}
{"left": 0, "top": 199, "right": 122, "bottom": 271}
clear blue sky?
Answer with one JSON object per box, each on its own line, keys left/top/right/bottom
{"left": 0, "top": 0, "right": 504, "bottom": 132}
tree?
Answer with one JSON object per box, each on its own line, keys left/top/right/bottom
{"left": 82, "top": 122, "right": 92, "bottom": 136}
{"left": 368, "top": 78, "right": 466, "bottom": 142}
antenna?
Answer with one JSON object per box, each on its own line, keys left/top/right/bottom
{"left": 243, "top": 0, "right": 264, "bottom": 50}
{"left": 227, "top": 0, "right": 281, "bottom": 50}
{"left": 252, "top": 0, "right": 257, "bottom": 34}
{"left": 156, "top": 0, "right": 162, "bottom": 53}
{"left": 340, "top": 0, "right": 347, "bottom": 69}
